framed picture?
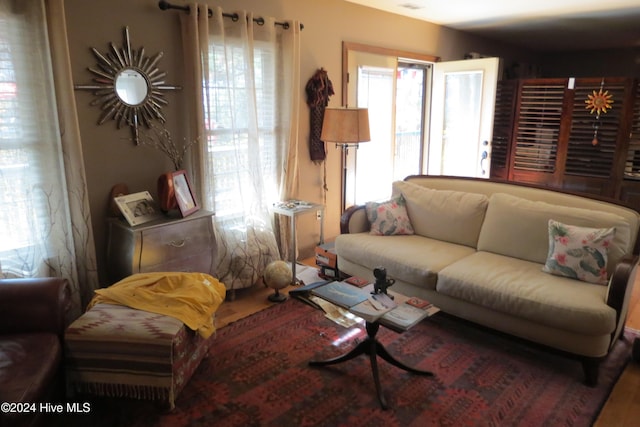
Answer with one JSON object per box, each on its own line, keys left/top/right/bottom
{"left": 114, "top": 191, "right": 164, "bottom": 226}
{"left": 172, "top": 170, "right": 200, "bottom": 217}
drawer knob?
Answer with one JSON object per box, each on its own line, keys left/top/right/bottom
{"left": 168, "top": 239, "right": 186, "bottom": 248}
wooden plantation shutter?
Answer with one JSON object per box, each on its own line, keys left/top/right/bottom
{"left": 624, "top": 80, "right": 640, "bottom": 178}
{"left": 565, "top": 80, "right": 626, "bottom": 178}
{"left": 489, "top": 79, "right": 517, "bottom": 179}
{"left": 619, "top": 80, "right": 640, "bottom": 207}
{"left": 494, "top": 77, "right": 637, "bottom": 199}
{"left": 511, "top": 80, "right": 565, "bottom": 180}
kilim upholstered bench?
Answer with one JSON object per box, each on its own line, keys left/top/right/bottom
{"left": 65, "top": 303, "right": 215, "bottom": 409}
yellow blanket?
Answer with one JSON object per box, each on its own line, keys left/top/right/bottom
{"left": 88, "top": 272, "right": 226, "bottom": 338}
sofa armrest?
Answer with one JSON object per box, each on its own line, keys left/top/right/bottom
{"left": 340, "top": 205, "right": 369, "bottom": 234}
{"left": 0, "top": 277, "right": 71, "bottom": 336}
{"left": 606, "top": 256, "right": 638, "bottom": 326}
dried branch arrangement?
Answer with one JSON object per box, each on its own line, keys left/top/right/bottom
{"left": 138, "top": 124, "right": 198, "bottom": 170}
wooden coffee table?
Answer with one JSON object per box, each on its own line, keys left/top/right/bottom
{"left": 306, "top": 282, "right": 435, "bottom": 410}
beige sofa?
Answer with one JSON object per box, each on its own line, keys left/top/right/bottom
{"left": 335, "top": 176, "right": 640, "bottom": 385}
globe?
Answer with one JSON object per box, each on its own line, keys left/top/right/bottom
{"left": 263, "top": 260, "right": 293, "bottom": 302}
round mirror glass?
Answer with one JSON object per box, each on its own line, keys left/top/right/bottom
{"left": 115, "top": 68, "right": 148, "bottom": 105}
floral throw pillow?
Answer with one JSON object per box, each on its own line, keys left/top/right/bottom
{"left": 366, "top": 195, "right": 414, "bottom": 236}
{"left": 542, "top": 219, "right": 615, "bottom": 285}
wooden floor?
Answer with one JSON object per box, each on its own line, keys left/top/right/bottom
{"left": 594, "top": 274, "right": 640, "bottom": 426}
{"left": 215, "top": 282, "right": 298, "bottom": 330}
{"left": 215, "top": 263, "right": 640, "bottom": 425}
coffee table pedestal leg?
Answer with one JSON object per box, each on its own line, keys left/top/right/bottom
{"left": 309, "top": 321, "right": 433, "bottom": 409}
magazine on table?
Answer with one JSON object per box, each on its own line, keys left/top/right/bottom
{"left": 380, "top": 300, "right": 440, "bottom": 331}
{"left": 310, "top": 280, "right": 369, "bottom": 308}
{"left": 308, "top": 295, "right": 360, "bottom": 328}
{"left": 288, "top": 280, "right": 331, "bottom": 309}
{"left": 349, "top": 292, "right": 398, "bottom": 322}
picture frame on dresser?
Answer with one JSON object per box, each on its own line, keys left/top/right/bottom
{"left": 172, "top": 170, "right": 199, "bottom": 217}
{"left": 114, "top": 191, "right": 164, "bottom": 226}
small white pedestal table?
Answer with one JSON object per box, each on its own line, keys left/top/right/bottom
{"left": 272, "top": 200, "right": 325, "bottom": 283}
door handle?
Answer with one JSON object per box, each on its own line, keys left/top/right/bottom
{"left": 480, "top": 140, "right": 490, "bottom": 175}
{"left": 480, "top": 150, "right": 488, "bottom": 175}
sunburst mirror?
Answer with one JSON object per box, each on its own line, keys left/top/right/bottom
{"left": 74, "top": 27, "right": 180, "bottom": 144}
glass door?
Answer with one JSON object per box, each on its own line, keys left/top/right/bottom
{"left": 428, "top": 57, "right": 501, "bottom": 177}
{"left": 394, "top": 63, "right": 428, "bottom": 181}
{"left": 353, "top": 61, "right": 396, "bottom": 205}
{"left": 346, "top": 50, "right": 430, "bottom": 206}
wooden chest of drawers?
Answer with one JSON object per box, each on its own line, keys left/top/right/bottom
{"left": 106, "top": 210, "right": 216, "bottom": 282}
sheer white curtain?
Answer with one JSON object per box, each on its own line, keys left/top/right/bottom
{"left": 0, "top": 0, "right": 98, "bottom": 318}
{"left": 181, "top": 4, "right": 300, "bottom": 293}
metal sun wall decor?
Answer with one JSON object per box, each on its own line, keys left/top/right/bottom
{"left": 74, "top": 27, "right": 181, "bottom": 145}
{"left": 584, "top": 79, "right": 614, "bottom": 146}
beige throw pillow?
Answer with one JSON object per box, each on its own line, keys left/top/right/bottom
{"left": 392, "top": 180, "right": 489, "bottom": 248}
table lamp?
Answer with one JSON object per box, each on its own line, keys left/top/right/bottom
{"left": 320, "top": 107, "right": 370, "bottom": 213}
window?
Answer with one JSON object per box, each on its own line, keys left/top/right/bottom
{"left": 203, "top": 40, "right": 279, "bottom": 226}
{"left": 188, "top": 11, "right": 297, "bottom": 291}
{"left": 0, "top": 3, "right": 68, "bottom": 277}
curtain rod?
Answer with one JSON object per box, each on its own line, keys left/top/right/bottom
{"left": 158, "top": 1, "right": 304, "bottom": 30}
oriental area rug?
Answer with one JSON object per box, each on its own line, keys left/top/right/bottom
{"left": 59, "top": 299, "right": 634, "bottom": 427}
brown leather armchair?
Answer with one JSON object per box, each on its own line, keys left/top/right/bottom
{"left": 0, "top": 278, "right": 71, "bottom": 426}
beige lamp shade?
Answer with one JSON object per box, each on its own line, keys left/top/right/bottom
{"left": 320, "top": 108, "right": 371, "bottom": 144}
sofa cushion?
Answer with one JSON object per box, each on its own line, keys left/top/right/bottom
{"left": 542, "top": 219, "right": 615, "bottom": 285}
{"left": 366, "top": 195, "right": 414, "bottom": 236}
{"left": 392, "top": 180, "right": 489, "bottom": 248}
{"left": 436, "top": 251, "right": 616, "bottom": 335}
{"left": 335, "top": 233, "right": 475, "bottom": 290}
{"left": 477, "top": 193, "right": 632, "bottom": 275}
{"left": 0, "top": 333, "right": 61, "bottom": 403}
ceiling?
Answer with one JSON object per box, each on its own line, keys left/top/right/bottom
{"left": 344, "top": 0, "right": 640, "bottom": 52}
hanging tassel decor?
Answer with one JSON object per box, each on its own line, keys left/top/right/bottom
{"left": 305, "top": 68, "right": 335, "bottom": 162}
